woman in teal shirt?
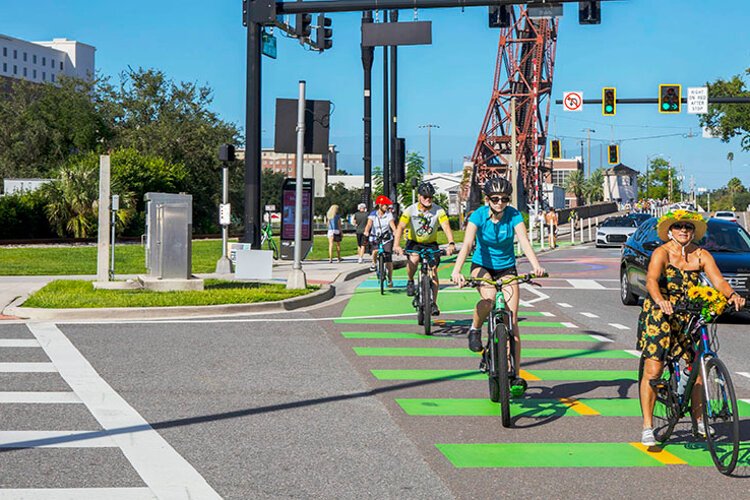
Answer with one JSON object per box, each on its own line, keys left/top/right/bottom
{"left": 451, "top": 177, "right": 545, "bottom": 389}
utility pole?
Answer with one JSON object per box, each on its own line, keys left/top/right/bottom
{"left": 390, "top": 10, "right": 398, "bottom": 201}
{"left": 419, "top": 123, "right": 439, "bottom": 175}
{"left": 581, "top": 128, "right": 595, "bottom": 178}
{"left": 382, "top": 10, "right": 390, "bottom": 198}
{"left": 361, "top": 11, "right": 374, "bottom": 209}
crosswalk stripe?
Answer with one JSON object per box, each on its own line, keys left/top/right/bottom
{"left": 589, "top": 334, "right": 614, "bottom": 343}
{"left": 557, "top": 303, "right": 572, "bottom": 308}
{"left": 629, "top": 443, "right": 688, "bottom": 465}
{"left": 609, "top": 323, "right": 630, "bottom": 330}
{"left": 567, "top": 279, "right": 607, "bottom": 289}
{"left": 0, "top": 339, "right": 40, "bottom": 347}
{"left": 580, "top": 312, "right": 599, "bottom": 318}
{"left": 0, "top": 488, "right": 155, "bottom": 499}
{"left": 0, "top": 363, "right": 56, "bottom": 373}
{"left": 355, "top": 347, "right": 636, "bottom": 359}
{"left": 0, "top": 392, "right": 81, "bottom": 403}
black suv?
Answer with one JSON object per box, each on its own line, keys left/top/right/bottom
{"left": 620, "top": 217, "right": 750, "bottom": 305}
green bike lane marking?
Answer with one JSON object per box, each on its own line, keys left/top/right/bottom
{"left": 371, "top": 369, "right": 638, "bottom": 381}
{"left": 353, "top": 346, "right": 637, "bottom": 359}
{"left": 333, "top": 311, "right": 552, "bottom": 325}
{"left": 396, "top": 398, "right": 750, "bottom": 417}
{"left": 435, "top": 442, "right": 750, "bottom": 468}
{"left": 342, "top": 332, "right": 602, "bottom": 342}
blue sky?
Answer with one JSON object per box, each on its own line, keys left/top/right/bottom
{"left": 4, "top": 0, "right": 750, "bottom": 190}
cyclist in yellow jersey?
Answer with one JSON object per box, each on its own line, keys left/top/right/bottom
{"left": 393, "top": 182, "right": 456, "bottom": 315}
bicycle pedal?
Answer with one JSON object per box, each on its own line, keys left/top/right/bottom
{"left": 649, "top": 379, "right": 668, "bottom": 390}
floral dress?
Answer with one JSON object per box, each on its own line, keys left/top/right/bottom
{"left": 636, "top": 263, "right": 702, "bottom": 362}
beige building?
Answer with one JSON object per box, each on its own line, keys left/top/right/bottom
{"left": 236, "top": 146, "right": 339, "bottom": 177}
{"left": 603, "top": 164, "right": 639, "bottom": 204}
{"left": 545, "top": 157, "right": 584, "bottom": 208}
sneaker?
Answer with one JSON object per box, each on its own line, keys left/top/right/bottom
{"left": 468, "top": 328, "right": 483, "bottom": 352}
{"left": 697, "top": 421, "right": 715, "bottom": 438}
{"left": 387, "top": 280, "right": 394, "bottom": 288}
{"left": 406, "top": 281, "right": 415, "bottom": 296}
{"left": 358, "top": 257, "right": 363, "bottom": 264}
{"left": 510, "top": 377, "right": 527, "bottom": 398}
{"left": 369, "top": 265, "right": 376, "bottom": 272}
{"left": 641, "top": 427, "right": 656, "bottom": 447}
{"left": 431, "top": 303, "right": 440, "bottom": 316}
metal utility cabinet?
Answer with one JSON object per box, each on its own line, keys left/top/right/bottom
{"left": 144, "top": 193, "right": 193, "bottom": 279}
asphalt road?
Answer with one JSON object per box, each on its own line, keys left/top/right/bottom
{"left": 1, "top": 243, "right": 750, "bottom": 498}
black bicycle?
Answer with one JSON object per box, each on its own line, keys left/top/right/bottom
{"left": 405, "top": 247, "right": 445, "bottom": 336}
{"left": 639, "top": 303, "right": 742, "bottom": 475}
{"left": 465, "top": 273, "right": 546, "bottom": 428}
{"left": 373, "top": 233, "right": 392, "bottom": 295}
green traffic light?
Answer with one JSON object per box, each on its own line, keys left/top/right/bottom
{"left": 662, "top": 103, "right": 670, "bottom": 110}
{"left": 605, "top": 105, "right": 613, "bottom": 113}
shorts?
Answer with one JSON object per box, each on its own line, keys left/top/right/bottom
{"left": 405, "top": 240, "right": 441, "bottom": 266}
{"left": 373, "top": 240, "right": 393, "bottom": 262}
{"left": 328, "top": 230, "right": 342, "bottom": 242}
{"left": 356, "top": 233, "right": 367, "bottom": 247}
{"left": 470, "top": 263, "right": 517, "bottom": 281}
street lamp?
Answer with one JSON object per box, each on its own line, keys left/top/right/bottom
{"left": 419, "top": 124, "right": 439, "bottom": 175}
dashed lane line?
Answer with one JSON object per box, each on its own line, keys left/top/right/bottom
{"left": 557, "top": 303, "right": 572, "bottom": 308}
{"left": 0, "top": 488, "right": 155, "bottom": 499}
{"left": 0, "top": 362, "right": 56, "bottom": 372}
{"left": 609, "top": 323, "right": 630, "bottom": 330}
{"left": 0, "top": 431, "right": 118, "bottom": 448}
{"left": 580, "top": 312, "right": 599, "bottom": 318}
{"left": 26, "top": 323, "right": 221, "bottom": 500}
{"left": 0, "top": 339, "right": 40, "bottom": 347}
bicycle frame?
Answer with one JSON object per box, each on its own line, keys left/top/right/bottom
{"left": 667, "top": 317, "right": 716, "bottom": 419}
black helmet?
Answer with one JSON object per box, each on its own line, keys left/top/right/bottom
{"left": 483, "top": 176, "right": 512, "bottom": 196}
{"left": 417, "top": 182, "right": 436, "bottom": 197}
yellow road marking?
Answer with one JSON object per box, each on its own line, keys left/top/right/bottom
{"left": 629, "top": 442, "right": 687, "bottom": 465}
{"left": 558, "top": 397, "right": 600, "bottom": 416}
{"left": 519, "top": 369, "right": 540, "bottom": 381}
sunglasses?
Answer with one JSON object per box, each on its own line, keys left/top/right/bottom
{"left": 488, "top": 196, "right": 511, "bottom": 203}
{"left": 671, "top": 223, "right": 695, "bottom": 231}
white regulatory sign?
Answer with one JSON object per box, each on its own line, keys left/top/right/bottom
{"left": 563, "top": 91, "right": 583, "bottom": 112}
{"left": 687, "top": 87, "right": 708, "bottom": 114}
{"left": 219, "top": 203, "right": 231, "bottom": 226}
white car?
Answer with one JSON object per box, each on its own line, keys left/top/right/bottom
{"left": 714, "top": 211, "right": 738, "bottom": 223}
{"left": 596, "top": 216, "right": 639, "bottom": 247}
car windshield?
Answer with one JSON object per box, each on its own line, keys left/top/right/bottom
{"left": 699, "top": 222, "right": 750, "bottom": 252}
{"left": 602, "top": 217, "right": 636, "bottom": 228}
{"left": 715, "top": 212, "right": 734, "bottom": 217}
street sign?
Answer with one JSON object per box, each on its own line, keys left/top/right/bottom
{"left": 563, "top": 91, "right": 583, "bottom": 112}
{"left": 687, "top": 87, "right": 708, "bottom": 114}
{"left": 261, "top": 30, "right": 277, "bottom": 59}
{"left": 219, "top": 203, "right": 231, "bottom": 226}
{"left": 264, "top": 204, "right": 276, "bottom": 212}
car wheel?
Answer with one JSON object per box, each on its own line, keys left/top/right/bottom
{"left": 620, "top": 268, "right": 639, "bottom": 305}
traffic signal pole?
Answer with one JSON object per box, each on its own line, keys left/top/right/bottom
{"left": 244, "top": 19, "right": 263, "bottom": 248}
{"left": 361, "top": 11, "right": 374, "bottom": 210}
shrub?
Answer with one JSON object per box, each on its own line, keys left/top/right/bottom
{"left": 0, "top": 190, "right": 55, "bottom": 239}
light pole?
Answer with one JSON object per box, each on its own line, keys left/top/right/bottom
{"left": 419, "top": 124, "right": 439, "bottom": 175}
{"left": 581, "top": 128, "right": 595, "bottom": 178}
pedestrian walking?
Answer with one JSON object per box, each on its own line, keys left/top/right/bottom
{"left": 326, "top": 204, "right": 342, "bottom": 263}
{"left": 545, "top": 207, "right": 558, "bottom": 248}
{"left": 353, "top": 203, "right": 369, "bottom": 264}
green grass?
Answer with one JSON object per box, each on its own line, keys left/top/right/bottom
{"left": 22, "top": 279, "right": 317, "bottom": 308}
{"left": 0, "top": 231, "right": 465, "bottom": 276}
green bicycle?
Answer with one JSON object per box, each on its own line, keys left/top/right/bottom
{"left": 260, "top": 222, "right": 279, "bottom": 260}
{"left": 464, "top": 272, "right": 547, "bottom": 428}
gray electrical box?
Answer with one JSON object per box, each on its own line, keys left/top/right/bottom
{"left": 144, "top": 193, "right": 193, "bottom": 279}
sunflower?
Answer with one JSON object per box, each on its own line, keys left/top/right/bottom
{"left": 661, "top": 322, "right": 671, "bottom": 333}
{"left": 687, "top": 287, "right": 702, "bottom": 300}
{"left": 647, "top": 344, "right": 657, "bottom": 355}
{"left": 652, "top": 309, "right": 663, "bottom": 321}
{"left": 659, "top": 336, "right": 670, "bottom": 349}
{"left": 665, "top": 267, "right": 676, "bottom": 279}
{"left": 647, "top": 324, "right": 660, "bottom": 337}
{"left": 703, "top": 288, "right": 718, "bottom": 301}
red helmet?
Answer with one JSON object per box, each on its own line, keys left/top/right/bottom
{"left": 375, "top": 195, "right": 392, "bottom": 206}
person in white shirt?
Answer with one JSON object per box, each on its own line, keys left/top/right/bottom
{"left": 364, "top": 195, "right": 397, "bottom": 287}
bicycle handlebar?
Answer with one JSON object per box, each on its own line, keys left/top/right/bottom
{"left": 462, "top": 272, "right": 549, "bottom": 288}
{"left": 405, "top": 248, "right": 446, "bottom": 257}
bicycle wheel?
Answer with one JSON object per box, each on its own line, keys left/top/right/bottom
{"left": 415, "top": 275, "right": 424, "bottom": 326}
{"left": 378, "top": 253, "right": 385, "bottom": 295}
{"left": 494, "top": 314, "right": 512, "bottom": 428}
{"left": 421, "top": 273, "right": 432, "bottom": 336}
{"left": 701, "top": 357, "right": 740, "bottom": 475}
{"left": 268, "top": 238, "right": 279, "bottom": 260}
{"left": 638, "top": 357, "right": 679, "bottom": 443}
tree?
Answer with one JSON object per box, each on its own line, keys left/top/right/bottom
{"left": 563, "top": 170, "right": 584, "bottom": 204}
{"left": 317, "top": 183, "right": 363, "bottom": 218}
{"left": 372, "top": 166, "right": 384, "bottom": 201}
{"left": 583, "top": 168, "right": 604, "bottom": 203}
{"left": 39, "top": 162, "right": 100, "bottom": 238}
{"left": 397, "top": 152, "right": 425, "bottom": 204}
{"left": 699, "top": 68, "right": 750, "bottom": 151}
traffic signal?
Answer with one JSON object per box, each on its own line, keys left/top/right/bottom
{"left": 659, "top": 84, "right": 681, "bottom": 114}
{"left": 602, "top": 87, "right": 616, "bottom": 116}
{"left": 550, "top": 139, "right": 561, "bottom": 159}
{"left": 295, "top": 13, "right": 312, "bottom": 38}
{"left": 578, "top": 1, "right": 601, "bottom": 25}
{"left": 489, "top": 5, "right": 512, "bottom": 28}
{"left": 608, "top": 144, "right": 619, "bottom": 165}
{"left": 393, "top": 138, "right": 406, "bottom": 184}
{"left": 315, "top": 14, "right": 332, "bottom": 51}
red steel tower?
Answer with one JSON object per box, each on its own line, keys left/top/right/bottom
{"left": 465, "top": 7, "right": 558, "bottom": 210}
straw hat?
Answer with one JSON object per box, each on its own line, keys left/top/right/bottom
{"left": 656, "top": 209, "right": 707, "bottom": 242}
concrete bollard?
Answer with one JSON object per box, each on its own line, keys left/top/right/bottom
{"left": 588, "top": 218, "right": 592, "bottom": 241}
{"left": 571, "top": 219, "right": 575, "bottom": 244}
{"left": 580, "top": 220, "right": 584, "bottom": 242}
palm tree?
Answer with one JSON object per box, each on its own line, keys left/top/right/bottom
{"left": 564, "top": 169, "right": 585, "bottom": 205}
{"left": 40, "top": 162, "right": 99, "bottom": 238}
{"left": 583, "top": 168, "right": 605, "bottom": 203}
{"left": 727, "top": 152, "right": 734, "bottom": 179}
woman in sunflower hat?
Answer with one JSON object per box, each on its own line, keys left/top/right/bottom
{"left": 637, "top": 209, "right": 745, "bottom": 447}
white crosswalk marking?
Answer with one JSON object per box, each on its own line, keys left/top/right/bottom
{"left": 736, "top": 372, "right": 750, "bottom": 380}
{"left": 561, "top": 322, "right": 577, "bottom": 329}
{"left": 580, "top": 312, "right": 599, "bottom": 318}
{"left": 0, "top": 362, "right": 56, "bottom": 372}
{"left": 566, "top": 279, "right": 607, "bottom": 289}
{"left": 625, "top": 350, "right": 641, "bottom": 358}
{"left": 589, "top": 334, "right": 614, "bottom": 343}
{"left": 608, "top": 323, "right": 630, "bottom": 330}
{"left": 0, "top": 431, "right": 118, "bottom": 448}
{"left": 0, "top": 488, "right": 155, "bottom": 499}
{"left": 0, "top": 339, "right": 40, "bottom": 347}
{"left": 0, "top": 392, "right": 81, "bottom": 403}
{"left": 557, "top": 303, "right": 572, "bottom": 308}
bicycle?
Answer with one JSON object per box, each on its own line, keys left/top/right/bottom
{"left": 464, "top": 273, "right": 547, "bottom": 428}
{"left": 405, "top": 247, "right": 445, "bottom": 336}
{"left": 639, "top": 303, "right": 742, "bottom": 475}
{"left": 260, "top": 221, "right": 279, "bottom": 260}
{"left": 373, "top": 233, "right": 393, "bottom": 295}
